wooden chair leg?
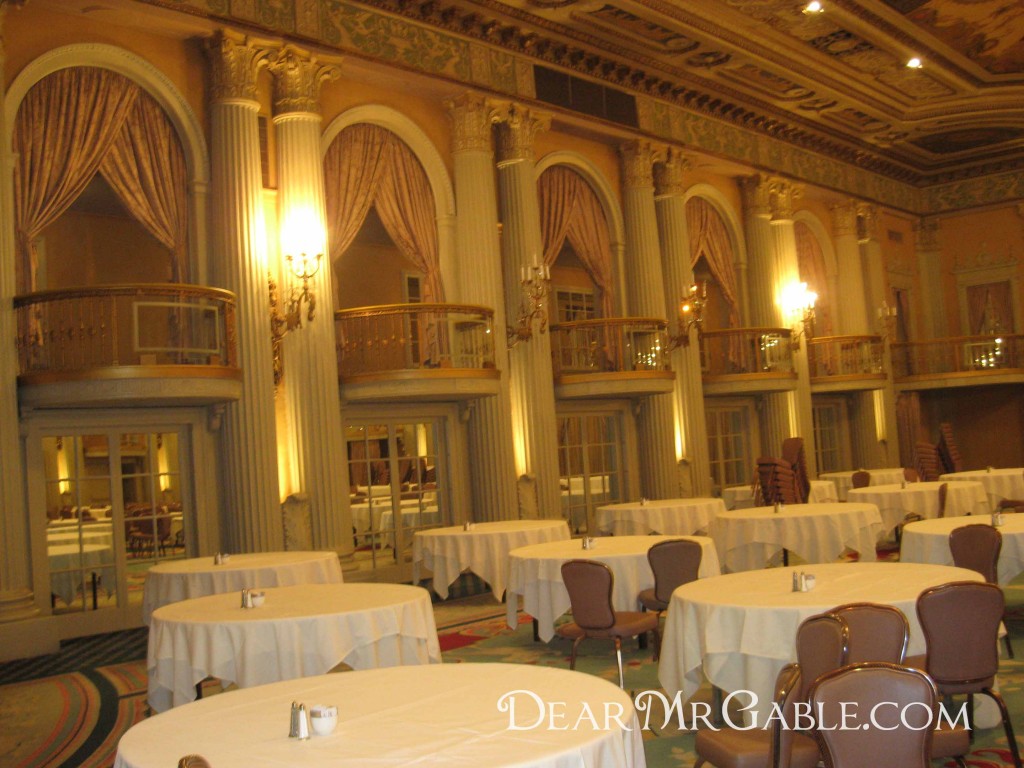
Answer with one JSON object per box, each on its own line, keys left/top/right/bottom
{"left": 985, "top": 688, "right": 1023, "bottom": 768}
{"left": 569, "top": 635, "right": 584, "bottom": 670}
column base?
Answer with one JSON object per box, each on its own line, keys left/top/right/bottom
{"left": 0, "top": 588, "right": 40, "bottom": 623}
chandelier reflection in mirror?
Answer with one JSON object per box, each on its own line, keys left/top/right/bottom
{"left": 507, "top": 262, "right": 551, "bottom": 349}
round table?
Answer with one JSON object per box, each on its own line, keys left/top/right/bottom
{"left": 594, "top": 497, "right": 725, "bottom": 536}
{"left": 506, "top": 535, "right": 721, "bottom": 642}
{"left": 657, "top": 562, "right": 983, "bottom": 725}
{"left": 847, "top": 480, "right": 989, "bottom": 533}
{"left": 48, "top": 543, "right": 115, "bottom": 605}
{"left": 721, "top": 479, "right": 838, "bottom": 509}
{"left": 901, "top": 514, "right": 1024, "bottom": 585}
{"left": 412, "top": 520, "right": 570, "bottom": 600}
{"left": 818, "top": 468, "right": 906, "bottom": 501}
{"left": 142, "top": 551, "right": 344, "bottom": 623}
{"left": 940, "top": 469, "right": 1024, "bottom": 506}
{"left": 147, "top": 583, "right": 440, "bottom": 713}
{"left": 118, "top": 664, "right": 645, "bottom": 768}
{"left": 710, "top": 503, "right": 883, "bottom": 572}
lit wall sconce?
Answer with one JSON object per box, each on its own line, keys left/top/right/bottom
{"left": 669, "top": 282, "right": 706, "bottom": 349}
{"left": 270, "top": 251, "right": 323, "bottom": 386}
{"left": 782, "top": 281, "right": 817, "bottom": 349}
{"left": 507, "top": 262, "right": 551, "bottom": 349}
{"left": 877, "top": 301, "right": 898, "bottom": 338}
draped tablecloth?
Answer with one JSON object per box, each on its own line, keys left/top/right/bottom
{"left": 658, "top": 562, "right": 982, "bottom": 726}
{"left": 721, "top": 479, "right": 839, "bottom": 509}
{"left": 901, "top": 514, "right": 1024, "bottom": 585}
{"left": 940, "top": 469, "right": 1024, "bottom": 507}
{"left": 48, "top": 543, "right": 114, "bottom": 605}
{"left": 594, "top": 498, "right": 725, "bottom": 536}
{"left": 818, "top": 468, "right": 906, "bottom": 501}
{"left": 506, "top": 535, "right": 721, "bottom": 642}
{"left": 710, "top": 503, "right": 882, "bottom": 573}
{"left": 847, "top": 480, "right": 989, "bottom": 534}
{"left": 412, "top": 520, "right": 570, "bottom": 600}
{"left": 142, "top": 551, "right": 343, "bottom": 624}
{"left": 147, "top": 583, "right": 439, "bottom": 713}
{"left": 119, "top": 664, "right": 645, "bottom": 768}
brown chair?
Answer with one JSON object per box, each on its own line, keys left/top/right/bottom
{"left": 903, "top": 467, "right": 920, "bottom": 483}
{"left": 949, "top": 524, "right": 1013, "bottom": 658}
{"left": 638, "top": 538, "right": 702, "bottom": 615}
{"left": 850, "top": 470, "right": 871, "bottom": 489}
{"left": 556, "top": 559, "right": 661, "bottom": 689}
{"left": 938, "top": 481, "right": 950, "bottom": 518}
{"left": 938, "top": 422, "right": 964, "bottom": 474}
{"left": 914, "top": 441, "right": 943, "bottom": 482}
{"left": 694, "top": 662, "right": 820, "bottom": 768}
{"left": 827, "top": 602, "right": 908, "bottom": 664}
{"left": 781, "top": 437, "right": 810, "bottom": 504}
{"left": 756, "top": 457, "right": 799, "bottom": 506}
{"left": 999, "top": 498, "right": 1024, "bottom": 514}
{"left": 178, "top": 757, "right": 212, "bottom": 768}
{"left": 916, "top": 581, "right": 1022, "bottom": 768}
{"left": 795, "top": 613, "right": 849, "bottom": 701}
{"left": 808, "top": 662, "right": 938, "bottom": 768}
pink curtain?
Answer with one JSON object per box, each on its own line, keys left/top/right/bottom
{"left": 794, "top": 221, "right": 832, "bottom": 336}
{"left": 324, "top": 124, "right": 390, "bottom": 261}
{"left": 13, "top": 67, "right": 138, "bottom": 292}
{"left": 538, "top": 166, "right": 615, "bottom": 316}
{"left": 686, "top": 197, "right": 738, "bottom": 323}
{"left": 100, "top": 90, "right": 190, "bottom": 282}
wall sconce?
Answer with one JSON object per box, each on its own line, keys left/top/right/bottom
{"left": 507, "top": 263, "right": 551, "bottom": 349}
{"left": 782, "top": 281, "right": 817, "bottom": 349}
{"left": 877, "top": 301, "right": 898, "bottom": 338}
{"left": 669, "top": 282, "right": 706, "bottom": 349}
{"left": 270, "top": 251, "right": 323, "bottom": 386}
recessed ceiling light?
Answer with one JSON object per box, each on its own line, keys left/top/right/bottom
{"left": 803, "top": 1, "right": 824, "bottom": 13}
{"left": 906, "top": 57, "right": 923, "bottom": 69}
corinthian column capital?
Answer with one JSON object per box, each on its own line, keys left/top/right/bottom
{"left": 268, "top": 45, "right": 340, "bottom": 116}
{"left": 494, "top": 103, "right": 549, "bottom": 164}
{"left": 654, "top": 147, "right": 691, "bottom": 198}
{"left": 620, "top": 140, "right": 662, "bottom": 189}
{"left": 830, "top": 200, "right": 859, "bottom": 236}
{"left": 446, "top": 92, "right": 498, "bottom": 153}
{"left": 206, "top": 30, "right": 274, "bottom": 103}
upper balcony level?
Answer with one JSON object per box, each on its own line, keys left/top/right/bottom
{"left": 807, "top": 335, "right": 887, "bottom": 393}
{"left": 14, "top": 284, "right": 241, "bottom": 409}
{"left": 549, "top": 318, "right": 675, "bottom": 399}
{"left": 335, "top": 303, "right": 500, "bottom": 401}
{"left": 699, "top": 327, "right": 798, "bottom": 395}
{"left": 891, "top": 335, "right": 1024, "bottom": 391}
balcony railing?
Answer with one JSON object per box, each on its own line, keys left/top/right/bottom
{"left": 549, "top": 318, "right": 670, "bottom": 376}
{"left": 891, "top": 335, "right": 1024, "bottom": 379}
{"left": 335, "top": 303, "right": 496, "bottom": 377}
{"left": 807, "top": 335, "right": 885, "bottom": 381}
{"left": 14, "top": 284, "right": 238, "bottom": 377}
{"left": 699, "top": 327, "right": 795, "bottom": 377}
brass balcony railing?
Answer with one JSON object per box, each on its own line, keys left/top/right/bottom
{"left": 335, "top": 303, "right": 496, "bottom": 377}
{"left": 891, "top": 335, "right": 1024, "bottom": 379}
{"left": 549, "top": 318, "right": 670, "bottom": 376}
{"left": 699, "top": 327, "right": 795, "bottom": 377}
{"left": 14, "top": 284, "right": 238, "bottom": 376}
{"left": 807, "top": 335, "right": 885, "bottom": 380}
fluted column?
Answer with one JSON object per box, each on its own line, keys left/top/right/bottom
{"left": 654, "top": 150, "right": 711, "bottom": 496}
{"left": 0, "top": 6, "right": 37, "bottom": 621}
{"left": 207, "top": 31, "right": 283, "bottom": 552}
{"left": 830, "top": 200, "right": 870, "bottom": 335}
{"left": 620, "top": 141, "right": 678, "bottom": 499}
{"left": 268, "top": 46, "right": 350, "bottom": 555}
{"left": 915, "top": 216, "right": 943, "bottom": 338}
{"left": 494, "top": 105, "right": 562, "bottom": 519}
{"left": 448, "top": 93, "right": 518, "bottom": 522}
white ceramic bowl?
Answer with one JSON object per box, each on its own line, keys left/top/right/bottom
{"left": 310, "top": 705, "right": 338, "bottom": 736}
{"left": 249, "top": 591, "right": 265, "bottom": 607}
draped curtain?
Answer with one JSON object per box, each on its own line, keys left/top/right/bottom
{"left": 794, "top": 221, "right": 832, "bottom": 336}
{"left": 686, "top": 197, "right": 738, "bottom": 324}
{"left": 537, "top": 166, "right": 615, "bottom": 317}
{"left": 967, "top": 281, "right": 1014, "bottom": 334}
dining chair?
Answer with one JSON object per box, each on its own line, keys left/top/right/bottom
{"left": 826, "top": 602, "right": 908, "bottom": 664}
{"left": 756, "top": 457, "right": 799, "bottom": 505}
{"left": 781, "top": 437, "right": 810, "bottom": 504}
{"left": 638, "top": 538, "right": 702, "bottom": 615}
{"left": 916, "top": 580, "right": 1022, "bottom": 768}
{"left": 903, "top": 467, "right": 921, "bottom": 483}
{"left": 938, "top": 481, "right": 950, "bottom": 517}
{"left": 556, "top": 559, "right": 661, "bottom": 689}
{"left": 694, "top": 662, "right": 820, "bottom": 768}
{"left": 998, "top": 498, "right": 1024, "bottom": 513}
{"left": 795, "top": 613, "right": 849, "bottom": 701}
{"left": 914, "top": 441, "right": 942, "bottom": 482}
{"left": 808, "top": 662, "right": 938, "bottom": 768}
{"left": 178, "top": 756, "right": 212, "bottom": 768}
{"left": 948, "top": 524, "right": 1013, "bottom": 658}
{"left": 850, "top": 470, "right": 871, "bottom": 489}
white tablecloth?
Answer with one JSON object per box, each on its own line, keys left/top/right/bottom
{"left": 506, "top": 535, "right": 721, "bottom": 642}
{"left": 901, "top": 514, "right": 1024, "bottom": 585}
{"left": 412, "top": 520, "right": 570, "bottom": 600}
{"left": 847, "top": 480, "right": 989, "bottom": 533}
{"left": 710, "top": 503, "right": 883, "bottom": 572}
{"left": 46, "top": 528, "right": 114, "bottom": 548}
{"left": 657, "top": 562, "right": 983, "bottom": 724}
{"left": 594, "top": 498, "right": 725, "bottom": 536}
{"left": 48, "top": 543, "right": 114, "bottom": 605}
{"left": 142, "top": 551, "right": 343, "bottom": 623}
{"left": 721, "top": 479, "right": 838, "bottom": 509}
{"left": 940, "top": 469, "right": 1024, "bottom": 507}
{"left": 119, "top": 664, "right": 646, "bottom": 768}
{"left": 147, "top": 583, "right": 440, "bottom": 713}
{"left": 818, "top": 468, "right": 906, "bottom": 501}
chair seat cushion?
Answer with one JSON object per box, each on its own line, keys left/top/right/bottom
{"left": 638, "top": 588, "right": 667, "bottom": 612}
{"left": 695, "top": 727, "right": 819, "bottom": 768}
{"left": 930, "top": 723, "right": 970, "bottom": 759}
{"left": 554, "top": 611, "right": 658, "bottom": 640}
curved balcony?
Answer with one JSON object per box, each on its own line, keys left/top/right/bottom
{"left": 335, "top": 303, "right": 500, "bottom": 401}
{"left": 892, "top": 335, "right": 1024, "bottom": 391}
{"left": 549, "top": 318, "right": 674, "bottom": 399}
{"left": 699, "top": 327, "right": 797, "bottom": 395}
{"left": 807, "top": 335, "right": 887, "bottom": 392}
{"left": 14, "top": 284, "right": 241, "bottom": 408}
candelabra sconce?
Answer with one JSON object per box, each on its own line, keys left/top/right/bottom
{"left": 877, "top": 301, "right": 898, "bottom": 339}
{"left": 783, "top": 281, "right": 817, "bottom": 350}
{"left": 270, "top": 252, "right": 323, "bottom": 386}
{"left": 669, "top": 282, "right": 706, "bottom": 349}
{"left": 507, "top": 263, "right": 551, "bottom": 349}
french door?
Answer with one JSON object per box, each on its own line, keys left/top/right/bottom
{"left": 556, "top": 410, "right": 628, "bottom": 534}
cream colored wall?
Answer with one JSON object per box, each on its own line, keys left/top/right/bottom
{"left": 920, "top": 385, "right": 1024, "bottom": 469}
{"left": 335, "top": 243, "right": 416, "bottom": 308}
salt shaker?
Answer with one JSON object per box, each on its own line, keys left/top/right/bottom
{"left": 241, "top": 588, "right": 253, "bottom": 608}
{"left": 792, "top": 571, "right": 800, "bottom": 592}
{"left": 289, "top": 701, "right": 310, "bottom": 739}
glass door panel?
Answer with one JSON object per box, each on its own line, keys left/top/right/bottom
{"left": 557, "top": 413, "right": 625, "bottom": 534}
